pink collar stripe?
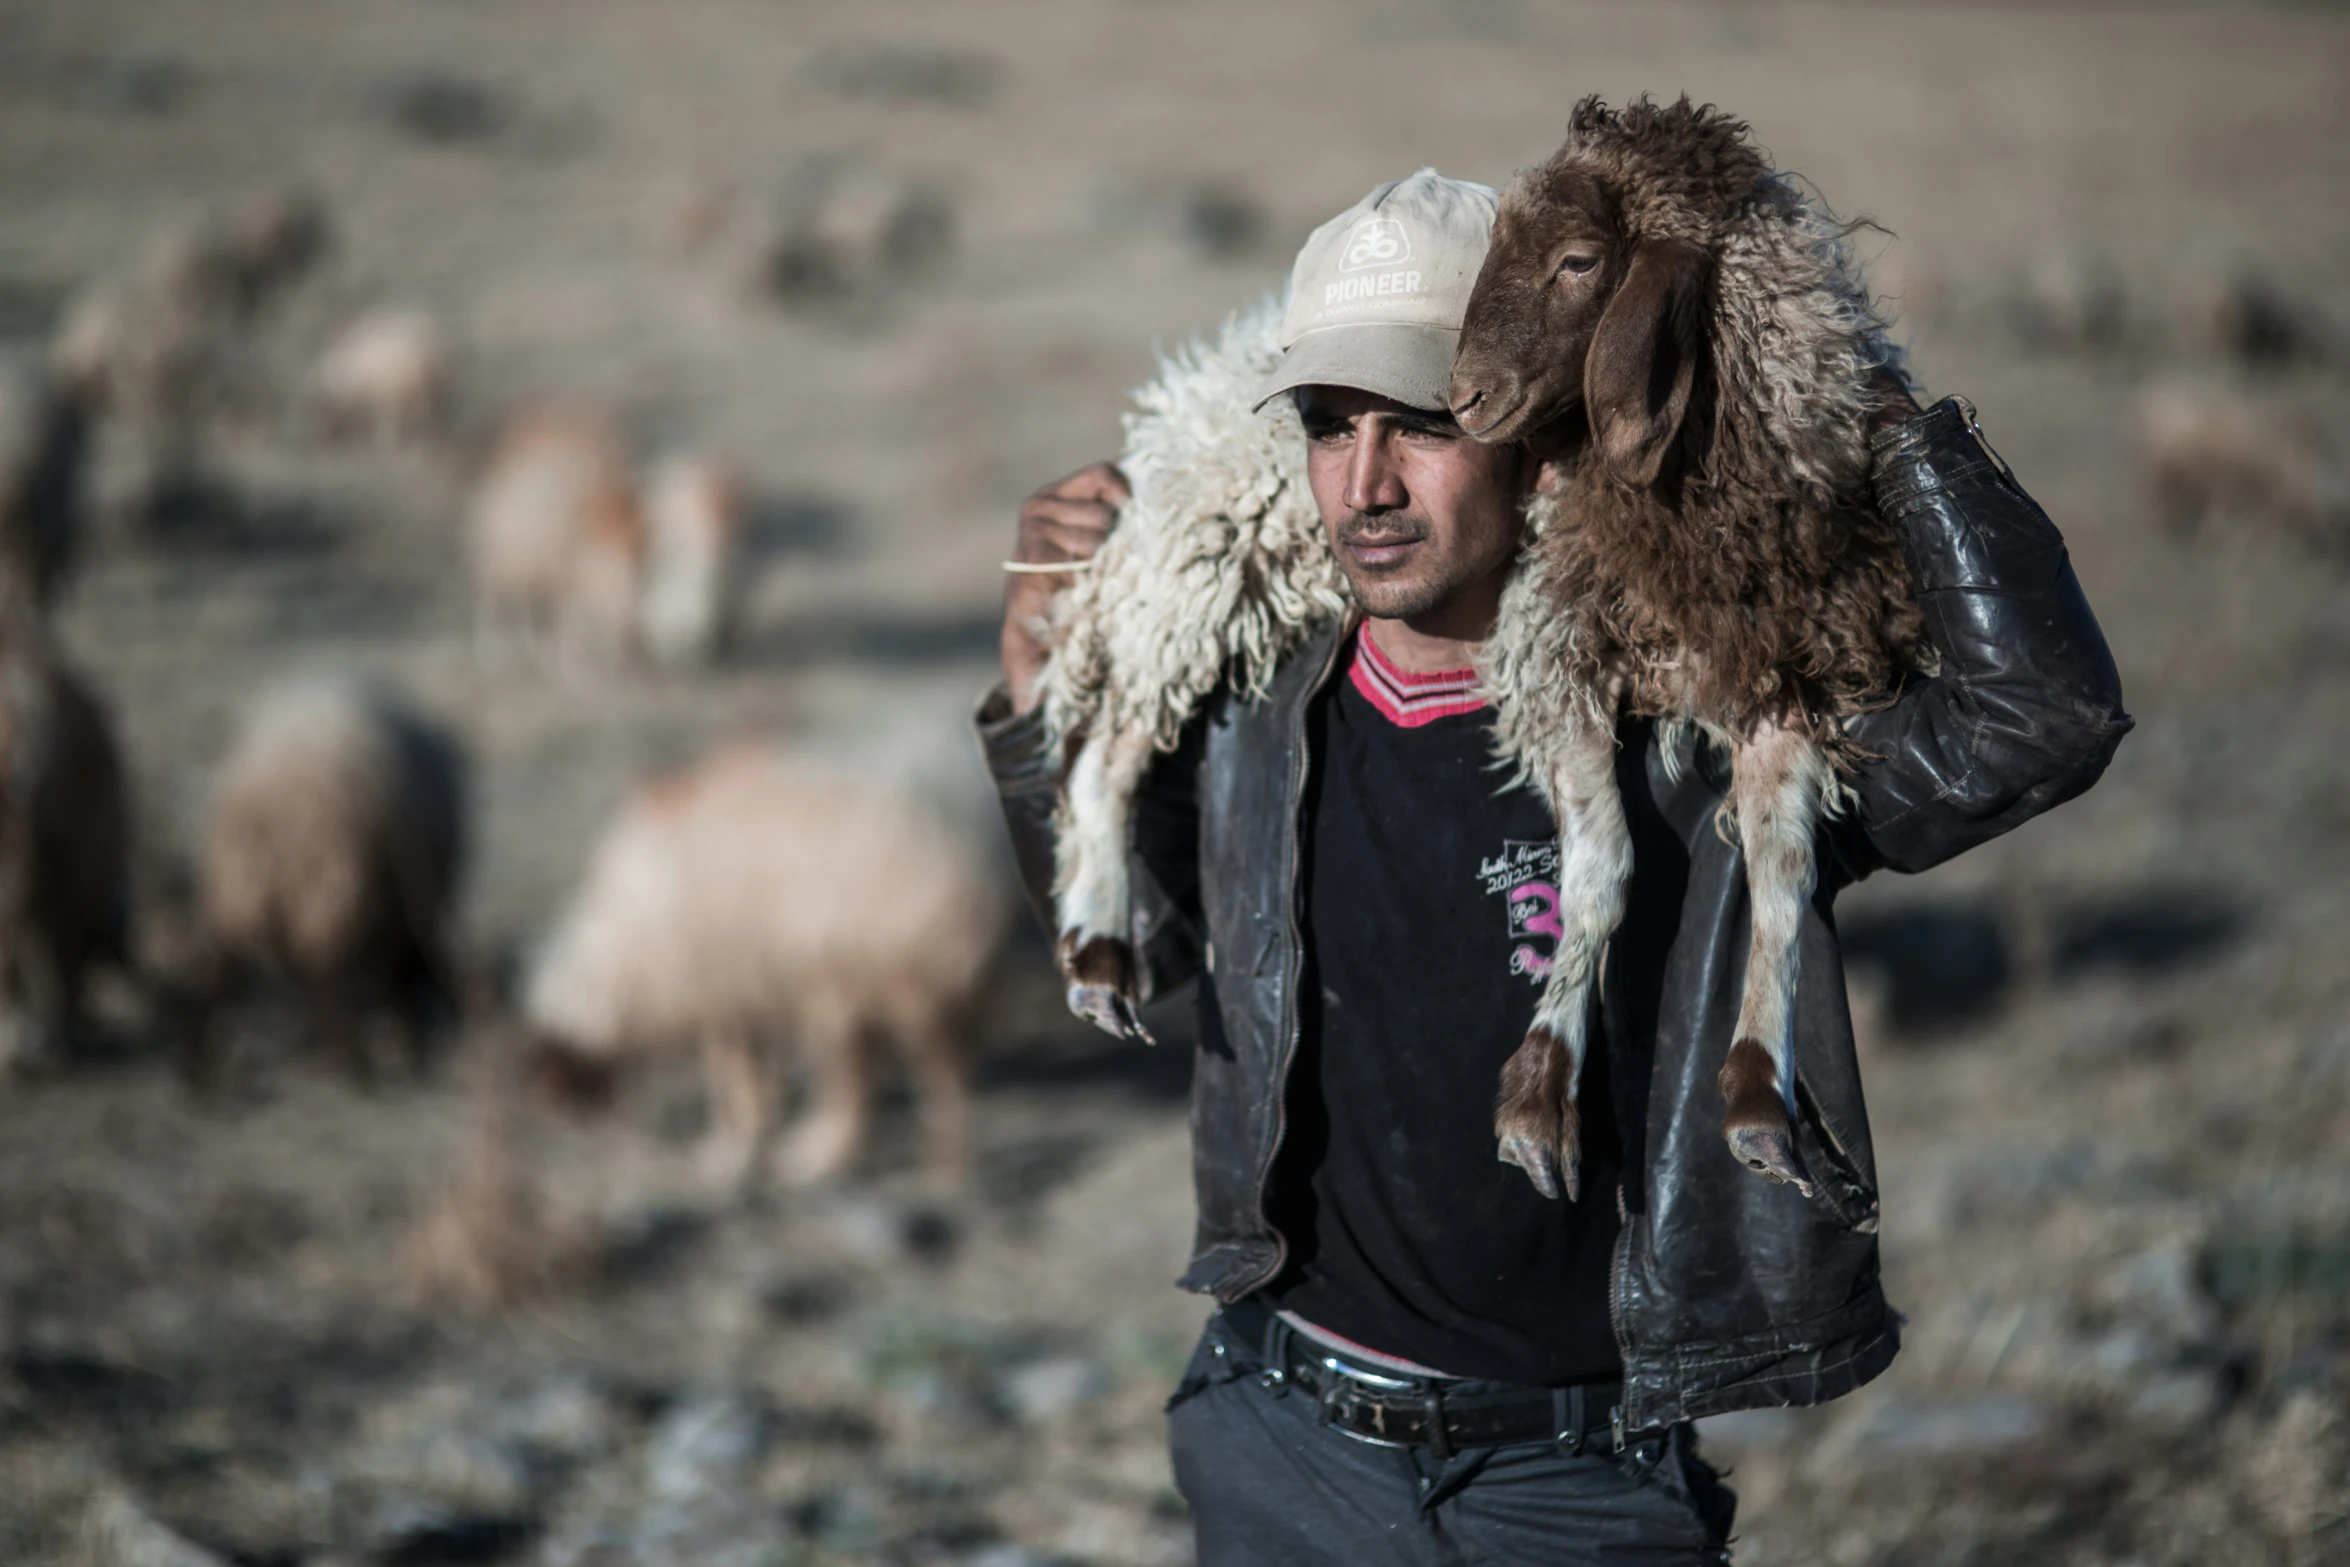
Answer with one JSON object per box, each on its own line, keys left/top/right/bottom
{"left": 1346, "top": 624, "right": 1487, "bottom": 728}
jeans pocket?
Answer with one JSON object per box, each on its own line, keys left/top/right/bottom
{"left": 1632, "top": 1426, "right": 1737, "bottom": 1553}
{"left": 1164, "top": 1314, "right": 1254, "bottom": 1413}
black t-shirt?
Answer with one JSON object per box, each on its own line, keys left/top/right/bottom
{"left": 1262, "top": 624, "right": 1624, "bottom": 1386}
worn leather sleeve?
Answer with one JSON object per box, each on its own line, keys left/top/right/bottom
{"left": 972, "top": 686, "right": 1205, "bottom": 1000}
{"left": 1836, "top": 397, "right": 2133, "bottom": 879}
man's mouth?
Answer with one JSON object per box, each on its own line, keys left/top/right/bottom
{"left": 1338, "top": 521, "right": 1428, "bottom": 570}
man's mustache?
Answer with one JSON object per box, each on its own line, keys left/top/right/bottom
{"left": 1335, "top": 513, "right": 1431, "bottom": 548}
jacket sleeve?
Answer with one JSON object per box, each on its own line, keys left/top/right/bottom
{"left": 1834, "top": 396, "right": 2133, "bottom": 878}
{"left": 973, "top": 686, "right": 1205, "bottom": 1001}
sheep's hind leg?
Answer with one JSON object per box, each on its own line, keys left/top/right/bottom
{"left": 1720, "top": 721, "right": 1833, "bottom": 1196}
{"left": 1495, "top": 711, "right": 1633, "bottom": 1201}
{"left": 1053, "top": 725, "right": 1156, "bottom": 1042}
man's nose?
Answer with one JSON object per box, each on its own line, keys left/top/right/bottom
{"left": 1342, "top": 422, "right": 1410, "bottom": 515}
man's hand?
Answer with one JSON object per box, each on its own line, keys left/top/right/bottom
{"left": 1002, "top": 462, "right": 1129, "bottom": 715}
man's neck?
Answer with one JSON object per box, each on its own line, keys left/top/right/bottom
{"left": 1364, "top": 608, "right": 1489, "bottom": 675}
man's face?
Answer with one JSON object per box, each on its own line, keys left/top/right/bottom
{"left": 1296, "top": 384, "right": 1533, "bottom": 623}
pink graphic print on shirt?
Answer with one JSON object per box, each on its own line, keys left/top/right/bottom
{"left": 1477, "top": 840, "right": 1562, "bottom": 983}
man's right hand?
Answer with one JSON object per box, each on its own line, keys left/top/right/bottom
{"left": 1002, "top": 461, "right": 1129, "bottom": 715}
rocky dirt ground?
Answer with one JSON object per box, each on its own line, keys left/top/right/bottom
{"left": 2, "top": 1, "right": 2347, "bottom": 1563}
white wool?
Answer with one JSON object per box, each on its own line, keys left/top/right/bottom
{"left": 638, "top": 453, "right": 743, "bottom": 667}
{"left": 523, "top": 747, "right": 1000, "bottom": 1059}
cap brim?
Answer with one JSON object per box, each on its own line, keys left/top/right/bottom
{"left": 1254, "top": 323, "right": 1461, "bottom": 415}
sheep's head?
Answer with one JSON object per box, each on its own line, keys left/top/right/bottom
{"left": 1450, "top": 164, "right": 1710, "bottom": 487}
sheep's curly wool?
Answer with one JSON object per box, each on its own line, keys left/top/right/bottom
{"left": 1038, "top": 105, "right": 1921, "bottom": 1098}
{"left": 1039, "top": 299, "right": 1347, "bottom": 760}
{"left": 1486, "top": 97, "right": 1928, "bottom": 776}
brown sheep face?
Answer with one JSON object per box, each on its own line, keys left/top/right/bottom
{"left": 1450, "top": 169, "right": 1710, "bottom": 487}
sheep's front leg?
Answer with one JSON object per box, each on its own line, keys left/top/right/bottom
{"left": 778, "top": 1003, "right": 869, "bottom": 1187}
{"left": 1053, "top": 724, "right": 1156, "bottom": 1042}
{"left": 1720, "top": 720, "right": 1834, "bottom": 1197}
{"left": 1495, "top": 704, "right": 1632, "bottom": 1201}
{"left": 701, "top": 1024, "right": 779, "bottom": 1193}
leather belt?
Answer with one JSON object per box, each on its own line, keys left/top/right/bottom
{"left": 1218, "top": 1298, "right": 1627, "bottom": 1459}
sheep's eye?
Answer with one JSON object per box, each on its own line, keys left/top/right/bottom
{"left": 1557, "top": 253, "right": 1601, "bottom": 280}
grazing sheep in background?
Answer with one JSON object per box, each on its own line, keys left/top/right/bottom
{"left": 0, "top": 349, "right": 86, "bottom": 610}
{"left": 313, "top": 306, "right": 451, "bottom": 443}
{"left": 189, "top": 678, "right": 467, "bottom": 1091}
{"left": 524, "top": 744, "right": 1003, "bottom": 1190}
{"left": 639, "top": 452, "right": 745, "bottom": 667}
{"left": 1444, "top": 96, "right": 1929, "bottom": 1198}
{"left": 53, "top": 187, "right": 331, "bottom": 421}
{"left": 2140, "top": 383, "right": 2348, "bottom": 555}
{"left": 49, "top": 190, "right": 329, "bottom": 531}
{"left": 467, "top": 409, "right": 644, "bottom": 670}
{"left": 2184, "top": 270, "right": 2333, "bottom": 372}
{"left": 0, "top": 611, "right": 131, "bottom": 1067}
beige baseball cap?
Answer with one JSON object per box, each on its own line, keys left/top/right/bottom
{"left": 1255, "top": 168, "right": 1499, "bottom": 414}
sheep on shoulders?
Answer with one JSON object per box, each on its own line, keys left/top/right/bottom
{"left": 1446, "top": 95, "right": 1928, "bottom": 1200}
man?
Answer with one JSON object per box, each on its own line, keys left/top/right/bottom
{"left": 978, "top": 171, "right": 2127, "bottom": 1564}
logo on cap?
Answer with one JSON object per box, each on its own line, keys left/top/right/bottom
{"left": 1338, "top": 217, "right": 1412, "bottom": 273}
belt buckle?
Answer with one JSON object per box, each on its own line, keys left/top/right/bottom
{"left": 1314, "top": 1354, "right": 1426, "bottom": 1451}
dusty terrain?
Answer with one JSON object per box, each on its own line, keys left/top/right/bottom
{"left": 2, "top": 1, "right": 2347, "bottom": 1563}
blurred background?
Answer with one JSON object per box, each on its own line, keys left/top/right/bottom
{"left": 1, "top": 1, "right": 2346, "bottom": 1563}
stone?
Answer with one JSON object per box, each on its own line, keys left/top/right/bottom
{"left": 80, "top": 1489, "right": 232, "bottom": 1567}
{"left": 1854, "top": 1395, "right": 2048, "bottom": 1455}
{"left": 998, "top": 1355, "right": 1110, "bottom": 1424}
{"left": 645, "top": 1386, "right": 774, "bottom": 1504}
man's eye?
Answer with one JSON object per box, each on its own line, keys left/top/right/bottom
{"left": 1558, "top": 253, "right": 1600, "bottom": 278}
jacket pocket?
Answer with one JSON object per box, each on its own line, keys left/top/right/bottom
{"left": 1792, "top": 1076, "right": 1880, "bottom": 1233}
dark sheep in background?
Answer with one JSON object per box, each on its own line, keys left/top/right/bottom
{"left": 0, "top": 348, "right": 86, "bottom": 610}
{"left": 0, "top": 612, "right": 132, "bottom": 1067}
{"left": 188, "top": 677, "right": 468, "bottom": 1091}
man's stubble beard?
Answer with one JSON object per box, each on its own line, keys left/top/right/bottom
{"left": 1333, "top": 511, "right": 1457, "bottom": 622}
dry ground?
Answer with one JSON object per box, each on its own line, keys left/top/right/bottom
{"left": 2, "top": 1, "right": 2347, "bottom": 1563}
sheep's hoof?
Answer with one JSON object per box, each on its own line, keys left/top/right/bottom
{"left": 1719, "top": 1038, "right": 1815, "bottom": 1197}
{"left": 1497, "top": 1133, "right": 1580, "bottom": 1202}
{"left": 1057, "top": 932, "right": 1153, "bottom": 1043}
{"left": 1493, "top": 1027, "right": 1580, "bottom": 1201}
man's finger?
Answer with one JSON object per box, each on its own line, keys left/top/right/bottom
{"left": 1040, "top": 461, "right": 1131, "bottom": 507}
{"left": 1020, "top": 497, "right": 1118, "bottom": 537}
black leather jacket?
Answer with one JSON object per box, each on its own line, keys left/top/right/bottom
{"left": 977, "top": 398, "right": 2131, "bottom": 1427}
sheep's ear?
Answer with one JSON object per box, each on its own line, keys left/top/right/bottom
{"left": 1583, "top": 239, "right": 1709, "bottom": 487}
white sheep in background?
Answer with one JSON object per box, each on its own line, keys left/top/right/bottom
{"left": 191, "top": 678, "right": 468, "bottom": 1090}
{"left": 524, "top": 743, "right": 1003, "bottom": 1191}
{"left": 0, "top": 612, "right": 131, "bottom": 1069}
{"left": 466, "top": 409, "right": 644, "bottom": 670}
{"left": 638, "top": 451, "right": 745, "bottom": 667}
{"left": 2140, "top": 382, "right": 2348, "bottom": 555}
{"left": 313, "top": 306, "right": 451, "bottom": 443}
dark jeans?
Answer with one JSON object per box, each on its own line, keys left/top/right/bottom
{"left": 1166, "top": 1309, "right": 1736, "bottom": 1567}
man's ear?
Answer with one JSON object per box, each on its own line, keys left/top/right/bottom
{"left": 1583, "top": 239, "right": 1709, "bottom": 487}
